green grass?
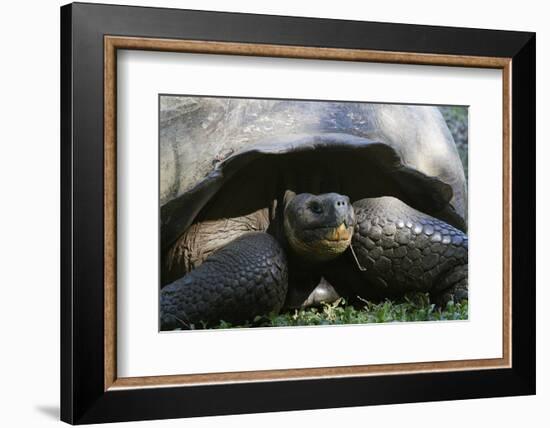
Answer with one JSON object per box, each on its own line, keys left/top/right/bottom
{"left": 457, "top": 145, "right": 468, "bottom": 182}
{"left": 439, "top": 106, "right": 468, "bottom": 181}
{"left": 186, "top": 293, "right": 468, "bottom": 330}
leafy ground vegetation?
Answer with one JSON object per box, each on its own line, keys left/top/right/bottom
{"left": 187, "top": 293, "right": 468, "bottom": 330}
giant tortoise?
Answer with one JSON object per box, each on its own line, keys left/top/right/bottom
{"left": 159, "top": 98, "right": 468, "bottom": 330}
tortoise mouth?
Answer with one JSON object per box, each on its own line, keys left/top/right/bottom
{"left": 318, "top": 224, "right": 353, "bottom": 242}
{"left": 286, "top": 223, "right": 354, "bottom": 262}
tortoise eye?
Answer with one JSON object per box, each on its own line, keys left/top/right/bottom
{"left": 309, "top": 201, "right": 323, "bottom": 214}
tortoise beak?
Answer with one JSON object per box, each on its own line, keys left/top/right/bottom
{"left": 326, "top": 223, "right": 352, "bottom": 241}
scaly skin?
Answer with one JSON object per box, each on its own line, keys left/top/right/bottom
{"left": 160, "top": 232, "right": 288, "bottom": 329}
{"left": 342, "top": 196, "right": 468, "bottom": 305}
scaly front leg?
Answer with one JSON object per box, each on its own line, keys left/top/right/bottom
{"left": 348, "top": 196, "right": 468, "bottom": 305}
{"left": 161, "top": 232, "right": 288, "bottom": 329}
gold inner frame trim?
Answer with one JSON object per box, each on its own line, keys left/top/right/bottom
{"left": 104, "top": 35, "right": 512, "bottom": 391}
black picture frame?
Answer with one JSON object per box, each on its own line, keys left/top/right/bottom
{"left": 61, "top": 2, "right": 535, "bottom": 424}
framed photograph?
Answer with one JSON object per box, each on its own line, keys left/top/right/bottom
{"left": 60, "top": 2, "right": 535, "bottom": 424}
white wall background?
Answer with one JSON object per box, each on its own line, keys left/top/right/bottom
{"left": 0, "top": 0, "right": 545, "bottom": 427}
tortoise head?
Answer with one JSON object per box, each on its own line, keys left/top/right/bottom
{"left": 283, "top": 191, "right": 356, "bottom": 262}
